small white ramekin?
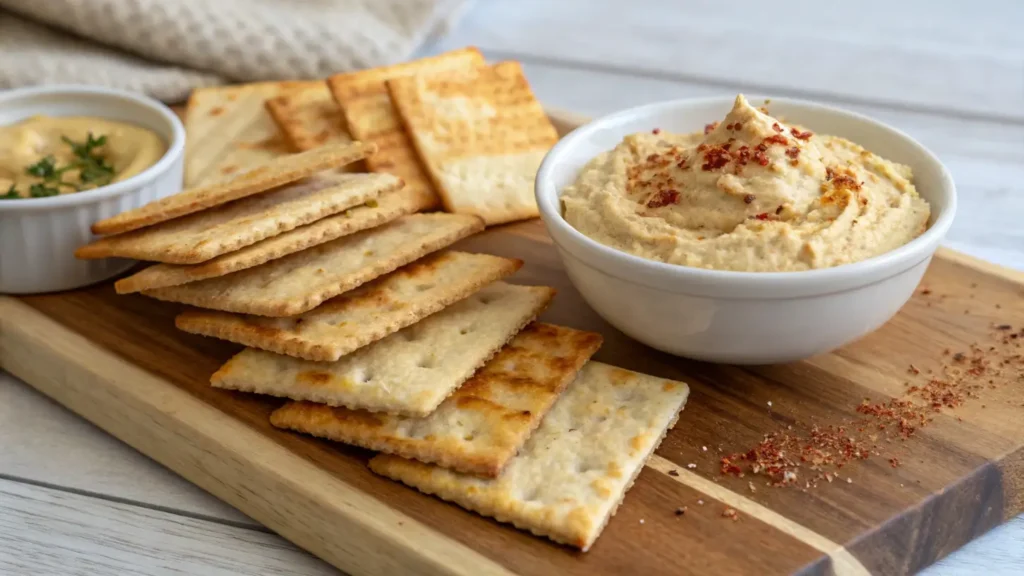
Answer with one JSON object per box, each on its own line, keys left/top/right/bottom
{"left": 0, "top": 85, "right": 185, "bottom": 294}
{"left": 536, "top": 97, "right": 956, "bottom": 364}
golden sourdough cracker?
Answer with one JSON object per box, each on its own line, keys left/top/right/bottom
{"left": 211, "top": 283, "right": 555, "bottom": 416}
{"left": 144, "top": 213, "right": 483, "bottom": 317}
{"left": 387, "top": 61, "right": 558, "bottom": 226}
{"left": 91, "top": 141, "right": 376, "bottom": 236}
{"left": 114, "top": 189, "right": 429, "bottom": 294}
{"left": 265, "top": 83, "right": 353, "bottom": 152}
{"left": 370, "top": 362, "right": 690, "bottom": 551}
{"left": 176, "top": 251, "right": 522, "bottom": 361}
{"left": 271, "top": 323, "right": 602, "bottom": 476}
{"left": 327, "top": 47, "right": 485, "bottom": 211}
{"left": 185, "top": 81, "right": 320, "bottom": 186}
{"left": 78, "top": 173, "right": 398, "bottom": 264}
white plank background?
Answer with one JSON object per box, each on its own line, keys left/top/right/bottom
{"left": 2, "top": 0, "right": 1022, "bottom": 574}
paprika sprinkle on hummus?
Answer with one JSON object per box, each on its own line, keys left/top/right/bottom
{"left": 561, "top": 95, "right": 931, "bottom": 272}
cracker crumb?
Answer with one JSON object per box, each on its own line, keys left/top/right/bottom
{"left": 639, "top": 519, "right": 645, "bottom": 525}
{"left": 697, "top": 499, "right": 705, "bottom": 506}
{"left": 687, "top": 463, "right": 697, "bottom": 469}
{"left": 722, "top": 508, "right": 739, "bottom": 521}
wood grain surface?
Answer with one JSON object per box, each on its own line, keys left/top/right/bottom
{"left": 2, "top": 140, "right": 1022, "bottom": 574}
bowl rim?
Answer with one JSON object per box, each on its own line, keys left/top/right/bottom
{"left": 0, "top": 84, "right": 185, "bottom": 212}
{"left": 535, "top": 95, "right": 957, "bottom": 290}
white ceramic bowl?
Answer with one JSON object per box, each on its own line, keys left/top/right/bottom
{"left": 0, "top": 85, "right": 185, "bottom": 294}
{"left": 536, "top": 97, "right": 956, "bottom": 364}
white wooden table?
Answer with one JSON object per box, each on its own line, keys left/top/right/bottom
{"left": 2, "top": 1, "right": 1022, "bottom": 574}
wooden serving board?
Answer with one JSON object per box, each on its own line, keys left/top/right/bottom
{"left": 2, "top": 110, "right": 1023, "bottom": 576}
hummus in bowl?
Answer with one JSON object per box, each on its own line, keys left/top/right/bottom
{"left": 0, "top": 85, "right": 184, "bottom": 294}
{"left": 0, "top": 116, "right": 167, "bottom": 200}
{"left": 562, "top": 95, "right": 931, "bottom": 272}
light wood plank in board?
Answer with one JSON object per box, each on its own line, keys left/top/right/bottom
{"left": 0, "top": 479, "right": 336, "bottom": 576}
{"left": 0, "top": 297, "right": 513, "bottom": 576}
{"left": 426, "top": 0, "right": 1024, "bottom": 121}
{"left": 0, "top": 372, "right": 255, "bottom": 526}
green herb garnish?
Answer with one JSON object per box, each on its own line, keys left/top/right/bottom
{"left": 29, "top": 183, "right": 61, "bottom": 198}
{"left": 25, "top": 155, "right": 58, "bottom": 179}
{"left": 2, "top": 132, "right": 115, "bottom": 199}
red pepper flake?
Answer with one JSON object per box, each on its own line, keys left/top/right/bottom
{"left": 754, "top": 212, "right": 770, "bottom": 220}
{"left": 763, "top": 134, "right": 789, "bottom": 146}
{"left": 791, "top": 127, "right": 813, "bottom": 140}
{"left": 704, "top": 122, "right": 719, "bottom": 135}
{"left": 772, "top": 122, "right": 783, "bottom": 133}
{"left": 702, "top": 146, "right": 732, "bottom": 171}
{"left": 720, "top": 315, "right": 1018, "bottom": 491}
{"left": 753, "top": 150, "right": 770, "bottom": 166}
{"left": 785, "top": 147, "right": 800, "bottom": 159}
{"left": 734, "top": 146, "right": 751, "bottom": 166}
{"left": 652, "top": 128, "right": 661, "bottom": 135}
{"left": 646, "top": 189, "right": 681, "bottom": 208}
{"left": 743, "top": 194, "right": 756, "bottom": 204}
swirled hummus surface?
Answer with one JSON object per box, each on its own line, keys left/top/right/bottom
{"left": 561, "top": 95, "right": 931, "bottom": 272}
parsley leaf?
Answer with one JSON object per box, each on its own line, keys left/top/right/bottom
{"left": 61, "top": 133, "right": 107, "bottom": 159}
{"left": 10, "top": 132, "right": 116, "bottom": 199}
{"left": 25, "top": 155, "right": 57, "bottom": 178}
{"left": 28, "top": 183, "right": 60, "bottom": 198}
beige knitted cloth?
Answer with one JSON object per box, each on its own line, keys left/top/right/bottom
{"left": 0, "top": 0, "right": 470, "bottom": 102}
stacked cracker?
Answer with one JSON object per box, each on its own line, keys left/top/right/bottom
{"left": 75, "top": 48, "right": 691, "bottom": 552}
{"left": 269, "top": 47, "right": 558, "bottom": 226}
